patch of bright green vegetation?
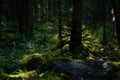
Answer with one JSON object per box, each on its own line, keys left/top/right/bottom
{"left": 1, "top": 70, "right": 37, "bottom": 80}
{"left": 21, "top": 53, "right": 45, "bottom": 65}
{"left": 21, "top": 50, "right": 72, "bottom": 67}
{"left": 0, "top": 51, "right": 71, "bottom": 79}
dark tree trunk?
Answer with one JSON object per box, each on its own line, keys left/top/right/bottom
{"left": 93, "top": 0, "right": 102, "bottom": 24}
{"left": 8, "top": 0, "right": 17, "bottom": 28}
{"left": 39, "top": 0, "right": 44, "bottom": 20}
{"left": 0, "top": 0, "right": 2, "bottom": 26}
{"left": 8, "top": 0, "right": 17, "bottom": 24}
{"left": 69, "top": 0, "right": 82, "bottom": 53}
{"left": 101, "top": 0, "right": 107, "bottom": 46}
{"left": 16, "top": 0, "right": 26, "bottom": 37}
{"left": 112, "top": 0, "right": 120, "bottom": 47}
{"left": 58, "top": 0, "right": 63, "bottom": 48}
{"left": 17, "top": 0, "right": 33, "bottom": 39}
{"left": 25, "top": 0, "right": 34, "bottom": 39}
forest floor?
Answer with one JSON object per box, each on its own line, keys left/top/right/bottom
{"left": 0, "top": 21, "right": 120, "bottom": 80}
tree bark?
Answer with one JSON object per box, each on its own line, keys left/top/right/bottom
{"left": 16, "top": 0, "right": 26, "bottom": 37}
{"left": 8, "top": 0, "right": 17, "bottom": 23}
{"left": 58, "top": 0, "right": 63, "bottom": 48}
{"left": 69, "top": 0, "right": 82, "bottom": 53}
{"left": 16, "top": 0, "right": 33, "bottom": 39}
{"left": 25, "top": 0, "right": 34, "bottom": 39}
{"left": 101, "top": 0, "right": 107, "bottom": 46}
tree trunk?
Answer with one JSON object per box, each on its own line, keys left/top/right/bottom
{"left": 25, "top": 0, "right": 34, "bottom": 39}
{"left": 39, "top": 0, "right": 44, "bottom": 20}
{"left": 48, "top": 0, "right": 52, "bottom": 21}
{"left": 101, "top": 0, "right": 107, "bottom": 46}
{"left": 69, "top": 0, "right": 82, "bottom": 53}
{"left": 8, "top": 0, "right": 17, "bottom": 24}
{"left": 112, "top": 0, "right": 120, "bottom": 47}
{"left": 58, "top": 0, "right": 63, "bottom": 48}
{"left": 8, "top": 0, "right": 18, "bottom": 29}
{"left": 17, "top": 0, "right": 26, "bottom": 37}
{"left": 0, "top": 0, "right": 2, "bottom": 26}
{"left": 17, "top": 0, "right": 33, "bottom": 39}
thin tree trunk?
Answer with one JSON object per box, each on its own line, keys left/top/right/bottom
{"left": 58, "top": 0, "right": 62, "bottom": 48}
{"left": 101, "top": 0, "right": 107, "bottom": 46}
{"left": 112, "top": 0, "right": 120, "bottom": 47}
{"left": 39, "top": 0, "right": 44, "bottom": 20}
{"left": 48, "top": 0, "right": 52, "bottom": 21}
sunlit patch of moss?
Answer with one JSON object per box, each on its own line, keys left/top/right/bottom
{"left": 20, "top": 53, "right": 45, "bottom": 65}
{"left": 20, "top": 53, "right": 48, "bottom": 71}
{"left": 20, "top": 50, "right": 72, "bottom": 71}
{"left": 9, "top": 70, "right": 37, "bottom": 78}
{"left": 1, "top": 70, "right": 37, "bottom": 79}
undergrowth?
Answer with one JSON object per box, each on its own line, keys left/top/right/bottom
{"left": 0, "top": 22, "right": 120, "bottom": 79}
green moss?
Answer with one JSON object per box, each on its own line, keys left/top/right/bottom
{"left": 20, "top": 53, "right": 47, "bottom": 71}
{"left": 20, "top": 51, "right": 72, "bottom": 71}
{"left": 1, "top": 70, "right": 37, "bottom": 80}
{"left": 21, "top": 53, "right": 45, "bottom": 64}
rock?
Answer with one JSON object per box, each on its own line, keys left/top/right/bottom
{"left": 103, "top": 61, "right": 118, "bottom": 80}
{"left": 103, "top": 61, "right": 115, "bottom": 72}
{"left": 51, "top": 60, "right": 117, "bottom": 80}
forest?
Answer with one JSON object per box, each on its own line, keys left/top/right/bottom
{"left": 0, "top": 0, "right": 120, "bottom": 80}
